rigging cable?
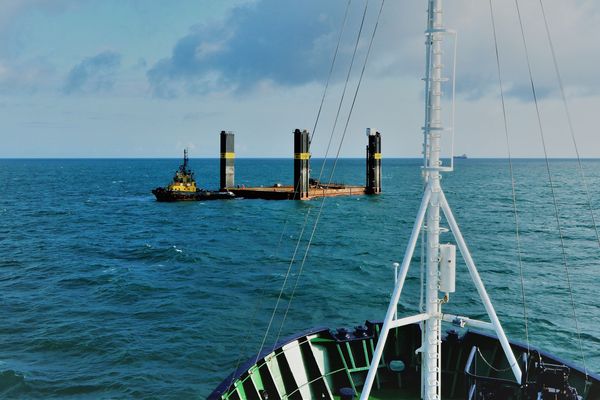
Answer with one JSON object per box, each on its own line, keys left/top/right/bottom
{"left": 477, "top": 348, "right": 514, "bottom": 373}
{"left": 272, "top": 0, "right": 375, "bottom": 348}
{"left": 310, "top": 0, "right": 353, "bottom": 143}
{"left": 537, "top": 0, "right": 600, "bottom": 249}
{"left": 488, "top": 0, "right": 530, "bottom": 354}
{"left": 514, "top": 0, "right": 588, "bottom": 379}
{"left": 223, "top": 1, "right": 353, "bottom": 379}
{"left": 251, "top": 0, "right": 363, "bottom": 362}
{"left": 315, "top": 0, "right": 371, "bottom": 185}
{"left": 419, "top": 222, "right": 425, "bottom": 312}
{"left": 273, "top": 0, "right": 386, "bottom": 348}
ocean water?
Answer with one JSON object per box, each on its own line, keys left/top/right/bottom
{"left": 0, "top": 158, "right": 599, "bottom": 399}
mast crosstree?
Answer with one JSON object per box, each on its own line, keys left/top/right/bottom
{"left": 360, "top": 1, "right": 522, "bottom": 399}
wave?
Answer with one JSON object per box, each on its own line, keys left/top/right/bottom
{"left": 0, "top": 369, "right": 27, "bottom": 397}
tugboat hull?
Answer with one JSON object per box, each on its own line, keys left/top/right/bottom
{"left": 152, "top": 188, "right": 235, "bottom": 202}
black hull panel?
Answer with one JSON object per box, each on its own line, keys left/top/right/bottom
{"left": 152, "top": 188, "right": 235, "bottom": 202}
{"left": 209, "top": 322, "right": 599, "bottom": 400}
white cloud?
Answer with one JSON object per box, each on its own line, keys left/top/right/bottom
{"left": 0, "top": 62, "right": 8, "bottom": 79}
{"left": 0, "top": 0, "right": 75, "bottom": 33}
{"left": 145, "top": 0, "right": 600, "bottom": 102}
{"left": 0, "top": 57, "right": 56, "bottom": 93}
{"left": 1, "top": 0, "right": 600, "bottom": 157}
{"left": 366, "top": 1, "right": 600, "bottom": 100}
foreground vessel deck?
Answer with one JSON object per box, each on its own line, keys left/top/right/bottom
{"left": 209, "top": 322, "right": 599, "bottom": 400}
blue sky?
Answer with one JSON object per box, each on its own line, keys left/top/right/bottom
{"left": 1, "top": 0, "right": 599, "bottom": 157}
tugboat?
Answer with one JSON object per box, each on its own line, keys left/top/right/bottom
{"left": 152, "top": 149, "right": 234, "bottom": 202}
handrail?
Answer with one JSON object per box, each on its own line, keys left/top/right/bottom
{"left": 464, "top": 346, "right": 521, "bottom": 400}
{"left": 464, "top": 347, "right": 519, "bottom": 386}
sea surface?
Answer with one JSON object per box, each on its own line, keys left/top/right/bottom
{"left": 0, "top": 158, "right": 599, "bottom": 399}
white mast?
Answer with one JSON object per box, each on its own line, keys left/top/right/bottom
{"left": 423, "top": 0, "right": 444, "bottom": 396}
{"left": 360, "top": 1, "right": 522, "bottom": 399}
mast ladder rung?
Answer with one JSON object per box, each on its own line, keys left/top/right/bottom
{"left": 421, "top": 126, "right": 452, "bottom": 132}
{"left": 421, "top": 77, "right": 449, "bottom": 82}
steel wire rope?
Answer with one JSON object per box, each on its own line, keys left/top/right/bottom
{"left": 267, "top": 0, "right": 373, "bottom": 352}
{"left": 309, "top": 0, "right": 353, "bottom": 143}
{"left": 250, "top": 0, "right": 361, "bottom": 364}
{"left": 314, "top": 0, "right": 371, "bottom": 186}
{"left": 419, "top": 224, "right": 425, "bottom": 313}
{"left": 272, "top": 0, "right": 386, "bottom": 348}
{"left": 514, "top": 0, "right": 588, "bottom": 378}
{"left": 223, "top": 211, "right": 298, "bottom": 387}
{"left": 477, "top": 348, "right": 514, "bottom": 373}
{"left": 488, "top": 0, "right": 530, "bottom": 354}
{"left": 537, "top": 0, "right": 600, "bottom": 248}
{"left": 223, "top": 1, "right": 353, "bottom": 380}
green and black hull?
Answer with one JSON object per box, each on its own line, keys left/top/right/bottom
{"left": 152, "top": 188, "right": 235, "bottom": 202}
{"left": 209, "top": 322, "right": 599, "bottom": 400}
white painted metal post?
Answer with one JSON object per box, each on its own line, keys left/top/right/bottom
{"left": 439, "top": 191, "right": 522, "bottom": 383}
{"left": 359, "top": 187, "right": 432, "bottom": 400}
{"left": 393, "top": 262, "right": 400, "bottom": 320}
{"left": 423, "top": 0, "right": 444, "bottom": 398}
{"left": 360, "top": 1, "right": 522, "bottom": 398}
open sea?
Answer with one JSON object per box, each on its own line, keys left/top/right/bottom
{"left": 0, "top": 158, "right": 599, "bottom": 399}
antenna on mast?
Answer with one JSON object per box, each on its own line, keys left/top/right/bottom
{"left": 182, "top": 148, "right": 189, "bottom": 173}
{"left": 360, "top": 1, "right": 521, "bottom": 399}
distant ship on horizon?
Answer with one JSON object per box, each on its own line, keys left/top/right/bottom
{"left": 453, "top": 153, "right": 467, "bottom": 159}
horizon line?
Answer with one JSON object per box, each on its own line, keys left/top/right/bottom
{"left": 2, "top": 156, "right": 600, "bottom": 160}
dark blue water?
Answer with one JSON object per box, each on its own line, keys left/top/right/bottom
{"left": 0, "top": 158, "right": 599, "bottom": 399}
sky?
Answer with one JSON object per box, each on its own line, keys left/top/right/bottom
{"left": 0, "top": 0, "right": 599, "bottom": 158}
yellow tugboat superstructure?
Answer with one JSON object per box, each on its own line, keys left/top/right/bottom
{"left": 167, "top": 149, "right": 197, "bottom": 193}
{"left": 152, "top": 149, "right": 234, "bottom": 202}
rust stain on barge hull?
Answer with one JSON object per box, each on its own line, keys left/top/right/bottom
{"left": 229, "top": 185, "right": 368, "bottom": 200}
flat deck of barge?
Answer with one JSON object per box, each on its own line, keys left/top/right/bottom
{"left": 229, "top": 185, "right": 368, "bottom": 200}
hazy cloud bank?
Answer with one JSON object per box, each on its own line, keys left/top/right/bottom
{"left": 147, "top": 0, "right": 352, "bottom": 98}
{"left": 146, "top": 0, "right": 600, "bottom": 102}
{"left": 63, "top": 51, "right": 122, "bottom": 94}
